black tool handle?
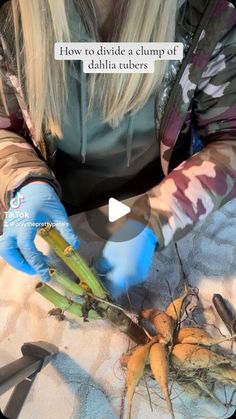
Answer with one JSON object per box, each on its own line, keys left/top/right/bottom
{"left": 212, "top": 293, "right": 236, "bottom": 334}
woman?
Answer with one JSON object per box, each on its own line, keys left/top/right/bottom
{"left": 0, "top": 0, "right": 236, "bottom": 295}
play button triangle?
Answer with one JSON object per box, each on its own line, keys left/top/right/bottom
{"left": 108, "top": 198, "right": 131, "bottom": 222}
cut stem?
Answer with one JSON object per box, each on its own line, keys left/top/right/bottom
{"left": 38, "top": 225, "right": 107, "bottom": 299}
{"left": 36, "top": 282, "right": 100, "bottom": 320}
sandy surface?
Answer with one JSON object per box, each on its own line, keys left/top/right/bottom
{"left": 1, "top": 200, "right": 236, "bottom": 418}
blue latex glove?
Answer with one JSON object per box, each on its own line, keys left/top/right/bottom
{"left": 96, "top": 220, "right": 158, "bottom": 296}
{"left": 0, "top": 182, "right": 80, "bottom": 281}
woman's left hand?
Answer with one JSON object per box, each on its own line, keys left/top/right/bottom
{"left": 95, "top": 219, "right": 158, "bottom": 296}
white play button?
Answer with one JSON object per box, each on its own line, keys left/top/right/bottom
{"left": 108, "top": 198, "right": 131, "bottom": 222}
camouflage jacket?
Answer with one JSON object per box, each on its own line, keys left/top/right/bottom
{"left": 0, "top": 0, "right": 236, "bottom": 249}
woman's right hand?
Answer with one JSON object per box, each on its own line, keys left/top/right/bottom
{"left": 0, "top": 182, "right": 80, "bottom": 281}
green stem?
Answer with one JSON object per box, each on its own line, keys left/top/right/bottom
{"left": 36, "top": 282, "right": 100, "bottom": 320}
{"left": 49, "top": 268, "right": 84, "bottom": 296}
{"left": 36, "top": 283, "right": 149, "bottom": 344}
{"left": 38, "top": 226, "right": 107, "bottom": 299}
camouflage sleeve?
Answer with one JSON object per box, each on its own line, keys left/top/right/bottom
{"left": 0, "top": 129, "right": 61, "bottom": 212}
{"left": 0, "top": 45, "right": 61, "bottom": 211}
{"left": 143, "top": 25, "right": 236, "bottom": 250}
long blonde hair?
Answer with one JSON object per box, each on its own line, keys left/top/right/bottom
{"left": 3, "top": 0, "right": 178, "bottom": 143}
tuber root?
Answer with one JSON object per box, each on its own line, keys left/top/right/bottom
{"left": 142, "top": 309, "right": 175, "bottom": 344}
{"left": 149, "top": 342, "right": 175, "bottom": 419}
{"left": 165, "top": 286, "right": 188, "bottom": 322}
{"left": 171, "top": 343, "right": 236, "bottom": 370}
{"left": 126, "top": 340, "right": 153, "bottom": 419}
